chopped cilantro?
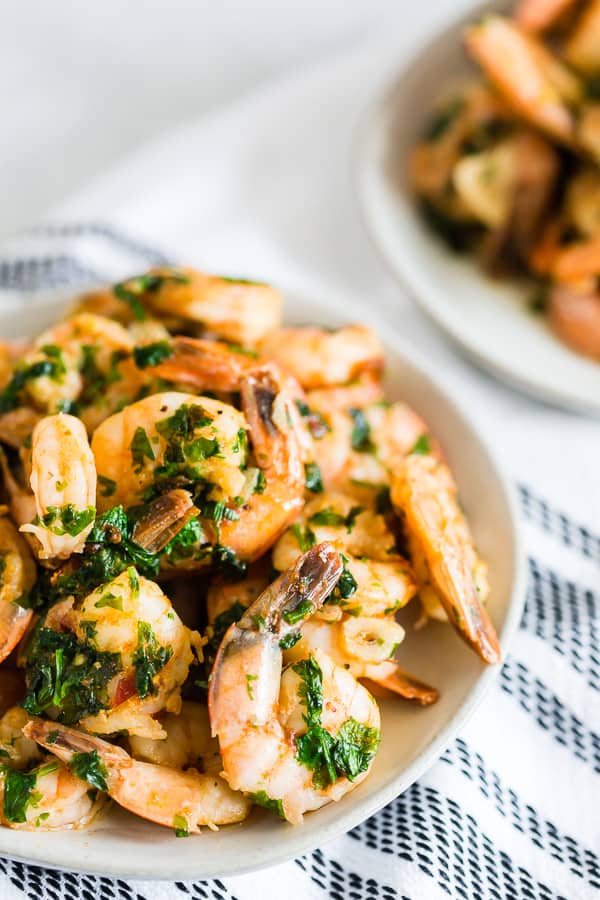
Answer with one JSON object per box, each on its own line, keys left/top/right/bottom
{"left": 293, "top": 654, "right": 380, "bottom": 788}
{"left": 309, "top": 505, "right": 363, "bottom": 533}
{"left": 40, "top": 504, "right": 95, "bottom": 537}
{"left": 173, "top": 813, "right": 189, "bottom": 837}
{"left": 69, "top": 750, "right": 109, "bottom": 792}
{"left": 348, "top": 408, "right": 375, "bottom": 453}
{"left": 292, "top": 523, "right": 317, "bottom": 552}
{"left": 245, "top": 673, "right": 258, "bottom": 699}
{"left": 2, "top": 767, "right": 39, "bottom": 823}
{"left": 132, "top": 622, "right": 173, "bottom": 699}
{"left": 249, "top": 791, "right": 285, "bottom": 818}
{"left": 304, "top": 462, "right": 323, "bottom": 493}
{"left": 133, "top": 341, "right": 173, "bottom": 369}
{"left": 22, "top": 628, "right": 120, "bottom": 724}
{"left": 282, "top": 599, "right": 314, "bottom": 626}
{"left": 409, "top": 434, "right": 431, "bottom": 455}
{"left": 98, "top": 475, "right": 117, "bottom": 497}
{"left": 130, "top": 427, "right": 155, "bottom": 473}
{"left": 0, "top": 348, "right": 67, "bottom": 414}
{"left": 294, "top": 399, "right": 330, "bottom": 440}
{"left": 114, "top": 270, "right": 190, "bottom": 322}
{"left": 279, "top": 631, "right": 301, "bottom": 651}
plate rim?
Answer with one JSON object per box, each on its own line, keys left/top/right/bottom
{"left": 0, "top": 280, "right": 526, "bottom": 880}
{"left": 352, "top": 0, "right": 600, "bottom": 419}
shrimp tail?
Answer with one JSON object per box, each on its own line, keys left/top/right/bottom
{"left": 23, "top": 718, "right": 130, "bottom": 771}
{"left": 151, "top": 337, "right": 253, "bottom": 393}
{"left": 208, "top": 542, "right": 342, "bottom": 734}
{"left": 363, "top": 667, "right": 439, "bottom": 706}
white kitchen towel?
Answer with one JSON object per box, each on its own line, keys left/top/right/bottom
{"left": 0, "top": 12, "right": 598, "bottom": 900}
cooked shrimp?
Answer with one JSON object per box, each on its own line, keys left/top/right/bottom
{"left": 210, "top": 542, "right": 382, "bottom": 823}
{"left": 410, "top": 83, "right": 513, "bottom": 205}
{"left": 578, "top": 103, "right": 600, "bottom": 164}
{"left": 548, "top": 282, "right": 600, "bottom": 358}
{"left": 565, "top": 167, "right": 600, "bottom": 238}
{"left": 25, "top": 719, "right": 250, "bottom": 832}
{"left": 26, "top": 569, "right": 201, "bottom": 739}
{"left": 257, "top": 326, "right": 383, "bottom": 390}
{"left": 514, "top": 0, "right": 577, "bottom": 32}
{"left": 94, "top": 359, "right": 306, "bottom": 566}
{"left": 564, "top": 0, "right": 600, "bottom": 74}
{"left": 391, "top": 454, "right": 500, "bottom": 664}
{"left": 273, "top": 492, "right": 417, "bottom": 617}
{"left": 0, "top": 511, "right": 36, "bottom": 662}
{"left": 206, "top": 560, "right": 271, "bottom": 624}
{"left": 465, "top": 15, "right": 580, "bottom": 144}
{"left": 302, "top": 392, "right": 433, "bottom": 497}
{"left": 282, "top": 618, "right": 438, "bottom": 706}
{"left": 129, "top": 701, "right": 221, "bottom": 774}
{"left": 0, "top": 408, "right": 41, "bottom": 451}
{"left": 20, "top": 413, "right": 96, "bottom": 561}
{"left": 112, "top": 267, "right": 282, "bottom": 347}
{"left": 0, "top": 751, "right": 107, "bottom": 831}
{"left": 552, "top": 234, "right": 600, "bottom": 281}
{"left": 0, "top": 707, "right": 41, "bottom": 770}
{"left": 92, "top": 391, "right": 248, "bottom": 514}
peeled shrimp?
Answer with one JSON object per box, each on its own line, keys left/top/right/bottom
{"left": 20, "top": 413, "right": 96, "bottom": 561}
{"left": 0, "top": 511, "right": 36, "bottom": 662}
{"left": 257, "top": 325, "right": 383, "bottom": 390}
{"left": 548, "top": 283, "right": 600, "bottom": 358}
{"left": 210, "top": 543, "right": 382, "bottom": 824}
{"left": 113, "top": 267, "right": 282, "bottom": 347}
{"left": 391, "top": 454, "right": 500, "bottom": 664}
{"left": 273, "top": 492, "right": 417, "bottom": 617}
{"left": 465, "top": 15, "right": 580, "bottom": 144}
{"left": 92, "top": 391, "right": 248, "bottom": 513}
{"left": 282, "top": 618, "right": 438, "bottom": 706}
{"left": 25, "top": 718, "right": 249, "bottom": 833}
{"left": 32, "top": 569, "right": 201, "bottom": 739}
{"left": 0, "top": 754, "right": 106, "bottom": 831}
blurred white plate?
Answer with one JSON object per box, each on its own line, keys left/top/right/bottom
{"left": 355, "top": 1, "right": 600, "bottom": 416}
{"left": 0, "top": 284, "right": 524, "bottom": 879}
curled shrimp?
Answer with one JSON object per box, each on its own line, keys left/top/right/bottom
{"left": 0, "top": 754, "right": 107, "bottom": 831}
{"left": 92, "top": 390, "right": 248, "bottom": 514}
{"left": 0, "top": 510, "right": 36, "bottom": 662}
{"left": 563, "top": 0, "right": 600, "bottom": 75}
{"left": 257, "top": 325, "right": 383, "bottom": 389}
{"left": 273, "top": 492, "right": 417, "bottom": 618}
{"left": 25, "top": 718, "right": 250, "bottom": 833}
{"left": 0, "top": 706, "right": 105, "bottom": 830}
{"left": 20, "top": 413, "right": 96, "bottom": 561}
{"left": 210, "top": 543, "right": 382, "bottom": 824}
{"left": 282, "top": 617, "right": 438, "bottom": 706}
{"left": 465, "top": 15, "right": 580, "bottom": 144}
{"left": 128, "top": 701, "right": 221, "bottom": 773}
{"left": 110, "top": 267, "right": 282, "bottom": 347}
{"left": 391, "top": 454, "right": 500, "bottom": 664}
{"left": 93, "top": 361, "right": 306, "bottom": 566}
{"left": 25, "top": 569, "right": 201, "bottom": 739}
{"left": 514, "top": 0, "right": 577, "bottom": 32}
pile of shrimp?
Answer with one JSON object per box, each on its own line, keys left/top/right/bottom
{"left": 0, "top": 265, "right": 499, "bottom": 834}
{"left": 410, "top": 0, "right": 600, "bottom": 360}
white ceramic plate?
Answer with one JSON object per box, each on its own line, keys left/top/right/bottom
{"left": 355, "top": 1, "right": 600, "bottom": 416}
{"left": 0, "top": 285, "right": 524, "bottom": 879}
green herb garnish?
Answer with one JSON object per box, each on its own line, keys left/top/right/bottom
{"left": 69, "top": 750, "right": 109, "bottom": 792}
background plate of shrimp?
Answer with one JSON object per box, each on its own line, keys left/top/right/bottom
{"left": 0, "top": 273, "right": 524, "bottom": 879}
{"left": 355, "top": 0, "right": 600, "bottom": 416}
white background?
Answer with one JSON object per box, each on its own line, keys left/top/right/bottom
{"left": 1, "top": 0, "right": 461, "bottom": 239}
